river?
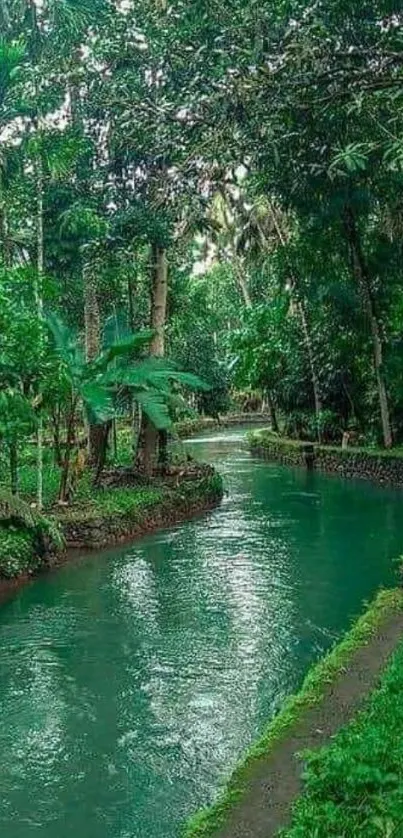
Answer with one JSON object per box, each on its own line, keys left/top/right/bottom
{"left": 1, "top": 428, "right": 402, "bottom": 838}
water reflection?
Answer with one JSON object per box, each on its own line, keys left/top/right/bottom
{"left": 0, "top": 428, "right": 402, "bottom": 837}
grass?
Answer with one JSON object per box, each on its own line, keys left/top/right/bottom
{"left": 281, "top": 612, "right": 403, "bottom": 837}
{"left": 0, "top": 428, "right": 223, "bottom": 575}
{"left": 57, "top": 485, "right": 164, "bottom": 524}
{"left": 248, "top": 429, "right": 403, "bottom": 459}
{"left": 184, "top": 589, "right": 403, "bottom": 838}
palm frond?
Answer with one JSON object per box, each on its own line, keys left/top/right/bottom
{"left": 136, "top": 390, "right": 172, "bottom": 430}
{"left": 81, "top": 382, "right": 115, "bottom": 423}
{"left": 96, "top": 330, "right": 155, "bottom": 368}
{"left": 46, "top": 313, "right": 84, "bottom": 379}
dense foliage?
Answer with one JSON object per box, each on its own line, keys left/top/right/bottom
{"left": 0, "top": 0, "right": 402, "bottom": 507}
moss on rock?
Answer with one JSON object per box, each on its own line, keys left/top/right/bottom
{"left": 249, "top": 431, "right": 403, "bottom": 487}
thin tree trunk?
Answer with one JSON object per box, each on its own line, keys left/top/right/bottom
{"left": 343, "top": 206, "right": 392, "bottom": 449}
{"left": 83, "top": 256, "right": 102, "bottom": 463}
{"left": 35, "top": 151, "right": 44, "bottom": 509}
{"left": 265, "top": 199, "right": 323, "bottom": 442}
{"left": 0, "top": 201, "right": 11, "bottom": 266}
{"left": 58, "top": 397, "right": 77, "bottom": 503}
{"left": 94, "top": 421, "right": 112, "bottom": 486}
{"left": 51, "top": 405, "right": 62, "bottom": 466}
{"left": 9, "top": 441, "right": 18, "bottom": 496}
{"left": 233, "top": 257, "right": 252, "bottom": 309}
{"left": 128, "top": 272, "right": 136, "bottom": 331}
{"left": 298, "top": 299, "right": 323, "bottom": 442}
{"left": 1, "top": 200, "right": 19, "bottom": 491}
{"left": 112, "top": 418, "right": 117, "bottom": 459}
{"left": 267, "top": 393, "right": 279, "bottom": 433}
{"left": 128, "top": 270, "right": 137, "bottom": 450}
{"left": 137, "top": 244, "right": 168, "bottom": 475}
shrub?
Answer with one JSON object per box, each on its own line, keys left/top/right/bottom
{"left": 0, "top": 526, "right": 37, "bottom": 579}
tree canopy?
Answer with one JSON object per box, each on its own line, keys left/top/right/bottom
{"left": 1, "top": 0, "right": 403, "bottom": 501}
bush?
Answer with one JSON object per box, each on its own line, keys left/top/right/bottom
{"left": 284, "top": 409, "right": 342, "bottom": 443}
{"left": 0, "top": 525, "right": 37, "bottom": 579}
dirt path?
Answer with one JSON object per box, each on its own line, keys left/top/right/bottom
{"left": 217, "top": 612, "right": 403, "bottom": 838}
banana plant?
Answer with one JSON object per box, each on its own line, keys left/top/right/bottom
{"left": 47, "top": 314, "right": 209, "bottom": 498}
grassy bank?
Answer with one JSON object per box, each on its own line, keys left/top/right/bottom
{"left": 0, "top": 439, "right": 224, "bottom": 580}
{"left": 184, "top": 589, "right": 403, "bottom": 838}
{"left": 282, "top": 602, "right": 403, "bottom": 837}
{"left": 248, "top": 430, "right": 403, "bottom": 488}
{"left": 59, "top": 470, "right": 223, "bottom": 549}
{"left": 249, "top": 429, "right": 403, "bottom": 459}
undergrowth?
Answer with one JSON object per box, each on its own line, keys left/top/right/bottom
{"left": 184, "top": 589, "right": 403, "bottom": 838}
{"left": 282, "top": 625, "right": 403, "bottom": 837}
{"left": 0, "top": 526, "right": 37, "bottom": 579}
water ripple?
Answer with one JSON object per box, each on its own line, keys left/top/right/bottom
{"left": 0, "top": 428, "right": 401, "bottom": 837}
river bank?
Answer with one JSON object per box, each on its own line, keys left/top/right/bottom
{"left": 249, "top": 429, "right": 403, "bottom": 488}
{"left": 1, "top": 427, "right": 403, "bottom": 838}
{"left": 0, "top": 466, "right": 223, "bottom": 595}
{"left": 175, "top": 413, "right": 271, "bottom": 438}
{"left": 185, "top": 588, "right": 403, "bottom": 838}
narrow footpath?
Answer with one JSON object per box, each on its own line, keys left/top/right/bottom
{"left": 216, "top": 611, "right": 403, "bottom": 838}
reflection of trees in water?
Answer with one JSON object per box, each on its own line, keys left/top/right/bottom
{"left": 110, "top": 492, "right": 296, "bottom": 803}
{"left": 2, "top": 435, "right": 402, "bottom": 836}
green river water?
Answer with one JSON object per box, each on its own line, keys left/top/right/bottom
{"left": 1, "top": 428, "right": 403, "bottom": 838}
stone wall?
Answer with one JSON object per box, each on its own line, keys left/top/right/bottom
{"left": 62, "top": 471, "right": 224, "bottom": 550}
{"left": 249, "top": 431, "right": 403, "bottom": 488}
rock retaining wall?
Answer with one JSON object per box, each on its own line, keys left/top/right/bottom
{"left": 249, "top": 432, "right": 403, "bottom": 488}
{"left": 62, "top": 471, "right": 223, "bottom": 549}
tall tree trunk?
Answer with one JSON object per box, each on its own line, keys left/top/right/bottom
{"left": 234, "top": 257, "right": 252, "bottom": 309}
{"left": 9, "top": 441, "right": 18, "bottom": 496}
{"left": 58, "top": 396, "right": 78, "bottom": 503}
{"left": 298, "top": 298, "right": 323, "bottom": 442}
{"left": 137, "top": 245, "right": 168, "bottom": 475}
{"left": 0, "top": 200, "right": 11, "bottom": 266}
{"left": 51, "top": 404, "right": 63, "bottom": 466}
{"left": 266, "top": 199, "right": 323, "bottom": 442}
{"left": 128, "top": 269, "right": 139, "bottom": 450}
{"left": 35, "top": 151, "right": 44, "bottom": 509}
{"left": 343, "top": 206, "right": 392, "bottom": 449}
{"left": 1, "top": 198, "right": 19, "bottom": 492}
{"left": 267, "top": 392, "right": 279, "bottom": 433}
{"left": 128, "top": 271, "right": 136, "bottom": 331}
{"left": 83, "top": 256, "right": 102, "bottom": 463}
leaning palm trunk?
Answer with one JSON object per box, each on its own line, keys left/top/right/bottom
{"left": 344, "top": 206, "right": 392, "bottom": 449}
{"left": 137, "top": 244, "right": 168, "bottom": 475}
{"left": 9, "top": 440, "right": 18, "bottom": 496}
